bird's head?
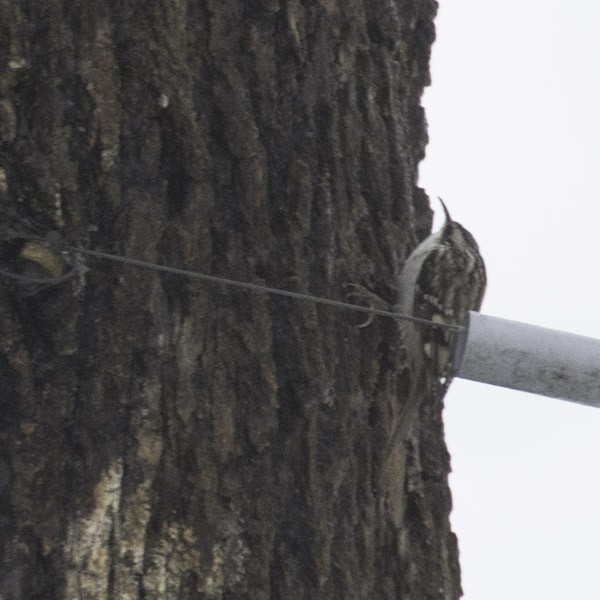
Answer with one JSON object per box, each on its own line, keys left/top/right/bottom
{"left": 438, "top": 197, "right": 481, "bottom": 252}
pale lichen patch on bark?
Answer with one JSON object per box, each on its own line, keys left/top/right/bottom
{"left": 64, "top": 459, "right": 123, "bottom": 597}
{"left": 112, "top": 480, "right": 154, "bottom": 597}
{"left": 141, "top": 523, "right": 210, "bottom": 598}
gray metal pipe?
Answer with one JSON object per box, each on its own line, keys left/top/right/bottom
{"left": 454, "top": 312, "right": 600, "bottom": 406}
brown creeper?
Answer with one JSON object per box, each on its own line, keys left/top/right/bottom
{"left": 398, "top": 198, "right": 487, "bottom": 380}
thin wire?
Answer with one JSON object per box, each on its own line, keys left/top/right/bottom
{"left": 0, "top": 263, "right": 88, "bottom": 285}
{"left": 59, "top": 245, "right": 464, "bottom": 332}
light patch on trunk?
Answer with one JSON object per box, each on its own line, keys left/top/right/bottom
{"left": 64, "top": 459, "right": 123, "bottom": 597}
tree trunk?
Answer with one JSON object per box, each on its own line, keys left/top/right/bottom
{"left": 0, "top": 0, "right": 461, "bottom": 598}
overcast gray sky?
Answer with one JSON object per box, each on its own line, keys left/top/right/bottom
{"left": 419, "top": 2, "right": 600, "bottom": 599}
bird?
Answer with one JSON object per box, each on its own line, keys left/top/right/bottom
{"left": 397, "top": 198, "right": 487, "bottom": 382}
{"left": 375, "top": 198, "right": 487, "bottom": 512}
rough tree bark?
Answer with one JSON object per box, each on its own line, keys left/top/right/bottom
{"left": 0, "top": 0, "right": 462, "bottom": 598}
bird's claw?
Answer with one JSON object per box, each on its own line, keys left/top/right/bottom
{"left": 344, "top": 283, "right": 391, "bottom": 328}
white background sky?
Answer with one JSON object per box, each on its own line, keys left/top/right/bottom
{"left": 419, "top": 2, "right": 600, "bottom": 599}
